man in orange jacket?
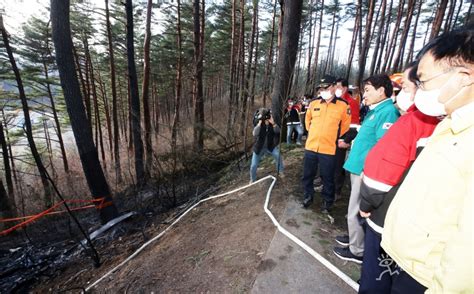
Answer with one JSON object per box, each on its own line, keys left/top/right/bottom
{"left": 302, "top": 75, "right": 351, "bottom": 213}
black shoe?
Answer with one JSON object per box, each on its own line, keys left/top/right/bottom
{"left": 333, "top": 247, "right": 363, "bottom": 264}
{"left": 321, "top": 200, "right": 333, "bottom": 213}
{"left": 335, "top": 235, "right": 349, "bottom": 247}
{"left": 302, "top": 196, "right": 313, "bottom": 208}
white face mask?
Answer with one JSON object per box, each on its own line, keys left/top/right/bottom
{"left": 335, "top": 89, "right": 343, "bottom": 98}
{"left": 414, "top": 88, "right": 447, "bottom": 116}
{"left": 320, "top": 91, "right": 332, "bottom": 101}
{"left": 396, "top": 90, "right": 414, "bottom": 112}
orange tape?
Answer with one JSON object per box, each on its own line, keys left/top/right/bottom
{"left": 0, "top": 196, "right": 112, "bottom": 236}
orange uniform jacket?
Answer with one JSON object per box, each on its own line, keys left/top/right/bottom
{"left": 305, "top": 98, "right": 351, "bottom": 155}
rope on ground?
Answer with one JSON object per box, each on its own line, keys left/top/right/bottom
{"left": 0, "top": 198, "right": 108, "bottom": 236}
{"left": 84, "top": 175, "right": 359, "bottom": 292}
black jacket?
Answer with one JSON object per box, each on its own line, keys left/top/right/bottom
{"left": 253, "top": 123, "right": 280, "bottom": 154}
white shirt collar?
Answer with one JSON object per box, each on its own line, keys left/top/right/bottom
{"left": 368, "top": 98, "right": 391, "bottom": 110}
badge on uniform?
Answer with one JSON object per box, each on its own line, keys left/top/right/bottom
{"left": 314, "top": 108, "right": 320, "bottom": 111}
{"left": 382, "top": 122, "right": 393, "bottom": 129}
{"left": 347, "top": 108, "right": 351, "bottom": 115}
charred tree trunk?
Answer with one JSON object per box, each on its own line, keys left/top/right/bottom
{"left": 226, "top": 0, "right": 238, "bottom": 138}
{"left": 193, "top": 0, "right": 205, "bottom": 152}
{"left": 1, "top": 14, "right": 52, "bottom": 208}
{"left": 171, "top": 0, "right": 183, "bottom": 205}
{"left": 270, "top": 0, "right": 303, "bottom": 126}
{"left": 51, "top": 0, "right": 119, "bottom": 222}
{"left": 142, "top": 0, "right": 153, "bottom": 178}
{"left": 125, "top": 0, "right": 145, "bottom": 186}
{"left": 0, "top": 122, "right": 14, "bottom": 202}
{"left": 105, "top": 0, "right": 122, "bottom": 183}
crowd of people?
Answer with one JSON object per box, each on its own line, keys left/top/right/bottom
{"left": 249, "top": 27, "right": 473, "bottom": 293}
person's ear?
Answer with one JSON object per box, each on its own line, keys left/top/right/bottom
{"left": 457, "top": 66, "right": 474, "bottom": 88}
{"left": 378, "top": 87, "right": 385, "bottom": 97}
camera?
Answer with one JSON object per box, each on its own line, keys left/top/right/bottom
{"left": 257, "top": 108, "right": 271, "bottom": 121}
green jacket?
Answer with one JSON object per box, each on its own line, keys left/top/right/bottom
{"left": 344, "top": 98, "right": 400, "bottom": 175}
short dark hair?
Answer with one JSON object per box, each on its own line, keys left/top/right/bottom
{"left": 336, "top": 78, "right": 349, "bottom": 87}
{"left": 363, "top": 74, "right": 393, "bottom": 97}
{"left": 404, "top": 61, "right": 418, "bottom": 84}
{"left": 416, "top": 27, "right": 473, "bottom": 67}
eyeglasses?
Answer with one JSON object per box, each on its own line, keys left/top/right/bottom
{"left": 415, "top": 68, "right": 456, "bottom": 90}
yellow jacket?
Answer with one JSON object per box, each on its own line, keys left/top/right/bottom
{"left": 305, "top": 98, "right": 351, "bottom": 155}
{"left": 381, "top": 102, "right": 474, "bottom": 293}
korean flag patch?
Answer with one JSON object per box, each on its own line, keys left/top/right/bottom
{"left": 382, "top": 122, "right": 393, "bottom": 130}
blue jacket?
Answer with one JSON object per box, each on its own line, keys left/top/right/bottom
{"left": 344, "top": 99, "right": 400, "bottom": 175}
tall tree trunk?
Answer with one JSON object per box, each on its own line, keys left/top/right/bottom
{"left": 142, "top": 0, "right": 153, "bottom": 178}
{"left": 369, "top": 0, "right": 386, "bottom": 76}
{"left": 323, "top": 5, "right": 337, "bottom": 75}
{"left": 193, "top": 0, "right": 205, "bottom": 152}
{"left": 1, "top": 14, "right": 52, "bottom": 208}
{"left": 382, "top": 0, "right": 404, "bottom": 73}
{"left": 250, "top": 12, "right": 259, "bottom": 105}
{"left": 171, "top": 0, "right": 183, "bottom": 205}
{"left": 345, "top": 0, "right": 361, "bottom": 80}
{"left": 392, "top": 0, "right": 415, "bottom": 72}
{"left": 270, "top": 0, "right": 303, "bottom": 126}
{"left": 429, "top": 0, "right": 448, "bottom": 40}
{"left": 1, "top": 110, "right": 17, "bottom": 187}
{"left": 105, "top": 0, "right": 122, "bottom": 183}
{"left": 226, "top": 0, "right": 238, "bottom": 138}
{"left": 43, "top": 61, "right": 69, "bottom": 173}
{"left": 405, "top": 0, "right": 423, "bottom": 67}
{"left": 125, "top": 0, "right": 145, "bottom": 186}
{"left": 375, "top": 0, "right": 394, "bottom": 74}
{"left": 311, "top": 0, "right": 324, "bottom": 90}
{"left": 50, "top": 0, "right": 119, "bottom": 222}
{"left": 355, "top": 0, "right": 375, "bottom": 89}
{"left": 305, "top": 0, "right": 314, "bottom": 92}
{"left": 0, "top": 179, "right": 14, "bottom": 224}
{"left": 0, "top": 122, "right": 14, "bottom": 202}
{"left": 86, "top": 47, "right": 106, "bottom": 167}
{"left": 444, "top": 0, "right": 457, "bottom": 32}
{"left": 263, "top": 0, "right": 277, "bottom": 107}
{"left": 96, "top": 71, "right": 113, "bottom": 162}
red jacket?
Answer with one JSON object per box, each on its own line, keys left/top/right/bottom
{"left": 360, "top": 105, "right": 440, "bottom": 231}
{"left": 341, "top": 92, "right": 360, "bottom": 125}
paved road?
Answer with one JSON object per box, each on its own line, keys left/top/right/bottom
{"left": 251, "top": 197, "right": 357, "bottom": 294}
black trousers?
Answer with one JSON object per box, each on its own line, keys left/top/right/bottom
{"left": 359, "top": 226, "right": 427, "bottom": 294}
{"left": 302, "top": 150, "right": 335, "bottom": 207}
{"left": 334, "top": 146, "right": 347, "bottom": 195}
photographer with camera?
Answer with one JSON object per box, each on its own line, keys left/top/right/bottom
{"left": 249, "top": 108, "right": 284, "bottom": 183}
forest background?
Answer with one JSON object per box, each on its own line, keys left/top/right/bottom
{"left": 0, "top": 0, "right": 471, "bottom": 227}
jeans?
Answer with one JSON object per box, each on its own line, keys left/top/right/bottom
{"left": 302, "top": 150, "right": 336, "bottom": 207}
{"left": 250, "top": 147, "right": 284, "bottom": 182}
{"left": 286, "top": 123, "right": 303, "bottom": 144}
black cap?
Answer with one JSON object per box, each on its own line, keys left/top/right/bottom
{"left": 318, "top": 75, "right": 337, "bottom": 88}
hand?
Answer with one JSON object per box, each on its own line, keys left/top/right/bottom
{"left": 268, "top": 116, "right": 275, "bottom": 125}
{"left": 359, "top": 210, "right": 371, "bottom": 218}
{"left": 338, "top": 140, "right": 350, "bottom": 149}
